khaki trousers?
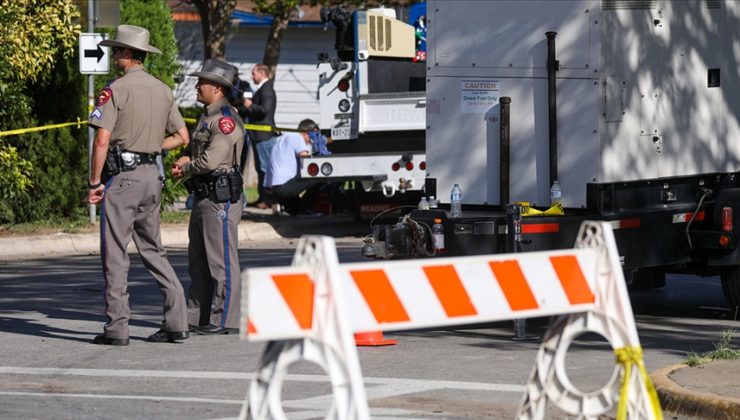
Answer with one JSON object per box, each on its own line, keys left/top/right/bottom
{"left": 100, "top": 164, "right": 187, "bottom": 339}
{"left": 186, "top": 196, "right": 243, "bottom": 329}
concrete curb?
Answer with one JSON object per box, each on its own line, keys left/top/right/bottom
{"left": 0, "top": 220, "right": 284, "bottom": 261}
{"left": 651, "top": 363, "right": 740, "bottom": 420}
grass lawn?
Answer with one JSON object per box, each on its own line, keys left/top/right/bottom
{"left": 0, "top": 188, "right": 259, "bottom": 238}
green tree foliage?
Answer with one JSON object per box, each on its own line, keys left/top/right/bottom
{"left": 0, "top": 0, "right": 83, "bottom": 224}
{"left": 96, "top": 0, "right": 186, "bottom": 209}
{"left": 0, "top": 0, "right": 79, "bottom": 83}
{"left": 97, "top": 0, "right": 181, "bottom": 89}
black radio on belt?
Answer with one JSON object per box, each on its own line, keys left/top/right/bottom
{"left": 212, "top": 168, "right": 242, "bottom": 204}
{"left": 227, "top": 169, "right": 243, "bottom": 203}
{"left": 213, "top": 170, "right": 232, "bottom": 203}
{"left": 226, "top": 144, "right": 243, "bottom": 204}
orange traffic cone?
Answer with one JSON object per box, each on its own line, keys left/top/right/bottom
{"left": 354, "top": 331, "right": 397, "bottom": 346}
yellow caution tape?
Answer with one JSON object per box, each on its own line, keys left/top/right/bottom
{"left": 0, "top": 117, "right": 296, "bottom": 139}
{"left": 515, "top": 201, "right": 565, "bottom": 216}
{"left": 517, "top": 202, "right": 543, "bottom": 216}
{"left": 0, "top": 118, "right": 87, "bottom": 138}
{"left": 183, "top": 118, "right": 298, "bottom": 133}
{"left": 543, "top": 202, "right": 564, "bottom": 215}
{"left": 614, "top": 345, "right": 663, "bottom": 420}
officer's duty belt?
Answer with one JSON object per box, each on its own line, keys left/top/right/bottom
{"left": 124, "top": 151, "right": 157, "bottom": 165}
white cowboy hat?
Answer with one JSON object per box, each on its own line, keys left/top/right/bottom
{"left": 99, "top": 24, "right": 162, "bottom": 54}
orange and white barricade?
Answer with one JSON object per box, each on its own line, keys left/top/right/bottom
{"left": 238, "top": 221, "right": 663, "bottom": 420}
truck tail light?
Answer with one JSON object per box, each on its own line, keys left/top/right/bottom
{"left": 405, "top": 161, "right": 414, "bottom": 170}
{"left": 320, "top": 162, "right": 333, "bottom": 176}
{"left": 338, "top": 78, "right": 350, "bottom": 92}
{"left": 307, "top": 163, "right": 319, "bottom": 176}
{"left": 392, "top": 162, "right": 400, "bottom": 171}
{"left": 719, "top": 234, "right": 731, "bottom": 247}
{"left": 419, "top": 161, "right": 426, "bottom": 170}
{"left": 721, "top": 207, "right": 732, "bottom": 232}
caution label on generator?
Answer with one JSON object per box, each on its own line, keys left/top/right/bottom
{"left": 461, "top": 79, "right": 500, "bottom": 114}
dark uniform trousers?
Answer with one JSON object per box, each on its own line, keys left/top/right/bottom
{"left": 187, "top": 195, "right": 243, "bottom": 329}
{"left": 101, "top": 164, "right": 187, "bottom": 339}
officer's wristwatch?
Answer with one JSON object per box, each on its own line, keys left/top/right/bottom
{"left": 88, "top": 182, "right": 102, "bottom": 189}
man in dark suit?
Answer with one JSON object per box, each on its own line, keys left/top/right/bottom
{"left": 239, "top": 63, "right": 277, "bottom": 208}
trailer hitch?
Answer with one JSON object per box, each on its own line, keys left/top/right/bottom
{"left": 381, "top": 180, "right": 397, "bottom": 197}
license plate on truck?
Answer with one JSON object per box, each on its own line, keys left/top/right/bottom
{"left": 332, "top": 124, "right": 357, "bottom": 140}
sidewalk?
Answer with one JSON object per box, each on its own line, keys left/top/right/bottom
{"left": 0, "top": 206, "right": 369, "bottom": 261}
{"left": 652, "top": 360, "right": 740, "bottom": 419}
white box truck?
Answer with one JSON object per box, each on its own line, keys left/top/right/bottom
{"left": 300, "top": 5, "right": 428, "bottom": 218}
{"left": 366, "top": 0, "right": 740, "bottom": 308}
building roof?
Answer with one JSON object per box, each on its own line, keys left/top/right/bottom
{"left": 168, "top": 0, "right": 324, "bottom": 26}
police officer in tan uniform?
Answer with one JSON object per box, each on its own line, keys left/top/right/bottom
{"left": 172, "top": 59, "right": 244, "bottom": 335}
{"left": 88, "top": 25, "right": 190, "bottom": 345}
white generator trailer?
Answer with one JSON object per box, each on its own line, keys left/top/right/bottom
{"left": 369, "top": 0, "right": 740, "bottom": 308}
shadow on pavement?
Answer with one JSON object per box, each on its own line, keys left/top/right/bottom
{"left": 242, "top": 207, "right": 373, "bottom": 239}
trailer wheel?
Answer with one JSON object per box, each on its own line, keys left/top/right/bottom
{"left": 720, "top": 266, "right": 740, "bottom": 309}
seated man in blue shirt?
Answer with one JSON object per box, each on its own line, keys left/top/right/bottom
{"left": 264, "top": 119, "right": 322, "bottom": 215}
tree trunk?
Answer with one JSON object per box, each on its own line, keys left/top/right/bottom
{"left": 262, "top": 13, "right": 290, "bottom": 79}
{"left": 191, "top": 0, "right": 236, "bottom": 60}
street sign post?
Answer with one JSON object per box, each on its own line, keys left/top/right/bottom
{"left": 79, "top": 33, "right": 110, "bottom": 75}
{"left": 80, "top": 25, "right": 111, "bottom": 224}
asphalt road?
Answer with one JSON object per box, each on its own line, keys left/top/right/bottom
{"left": 0, "top": 239, "right": 737, "bottom": 419}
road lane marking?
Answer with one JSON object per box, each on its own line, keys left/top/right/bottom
{"left": 0, "top": 391, "right": 467, "bottom": 420}
{"left": 0, "top": 366, "right": 526, "bottom": 419}
{"left": 0, "top": 391, "right": 243, "bottom": 405}
{"left": 0, "top": 366, "right": 525, "bottom": 392}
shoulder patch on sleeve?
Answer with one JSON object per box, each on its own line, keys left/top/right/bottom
{"left": 218, "top": 117, "right": 236, "bottom": 134}
{"left": 96, "top": 87, "right": 113, "bottom": 107}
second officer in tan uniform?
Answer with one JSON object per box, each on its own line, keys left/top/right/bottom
{"left": 172, "top": 59, "right": 244, "bottom": 334}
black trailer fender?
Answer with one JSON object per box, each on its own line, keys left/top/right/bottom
{"left": 706, "top": 187, "right": 740, "bottom": 266}
{"left": 706, "top": 188, "right": 740, "bottom": 307}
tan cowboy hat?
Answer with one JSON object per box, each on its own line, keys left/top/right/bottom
{"left": 99, "top": 24, "right": 162, "bottom": 54}
{"left": 189, "top": 59, "right": 240, "bottom": 91}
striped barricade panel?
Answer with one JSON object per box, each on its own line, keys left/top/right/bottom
{"left": 246, "top": 248, "right": 600, "bottom": 342}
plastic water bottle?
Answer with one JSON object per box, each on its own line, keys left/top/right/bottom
{"left": 428, "top": 196, "right": 438, "bottom": 208}
{"left": 432, "top": 218, "right": 445, "bottom": 252}
{"left": 418, "top": 196, "right": 430, "bottom": 210}
{"left": 550, "top": 180, "right": 562, "bottom": 206}
{"left": 450, "top": 184, "right": 462, "bottom": 218}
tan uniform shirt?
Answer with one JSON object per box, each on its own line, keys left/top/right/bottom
{"left": 88, "top": 66, "right": 185, "bottom": 154}
{"left": 183, "top": 98, "right": 244, "bottom": 175}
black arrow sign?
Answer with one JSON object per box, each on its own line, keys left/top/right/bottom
{"left": 84, "top": 45, "right": 105, "bottom": 63}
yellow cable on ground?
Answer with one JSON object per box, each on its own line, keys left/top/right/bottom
{"left": 614, "top": 345, "right": 663, "bottom": 420}
{"left": 0, "top": 118, "right": 87, "bottom": 138}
